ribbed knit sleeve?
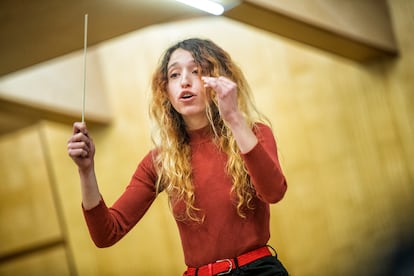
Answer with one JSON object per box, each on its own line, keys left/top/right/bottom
{"left": 82, "top": 151, "right": 157, "bottom": 247}
{"left": 241, "top": 123, "right": 287, "bottom": 203}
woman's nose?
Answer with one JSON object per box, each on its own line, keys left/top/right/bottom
{"left": 180, "top": 72, "right": 191, "bottom": 87}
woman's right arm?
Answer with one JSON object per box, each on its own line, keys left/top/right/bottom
{"left": 67, "top": 122, "right": 101, "bottom": 210}
{"left": 67, "top": 122, "right": 158, "bottom": 247}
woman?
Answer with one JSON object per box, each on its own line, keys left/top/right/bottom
{"left": 68, "top": 38, "right": 288, "bottom": 275}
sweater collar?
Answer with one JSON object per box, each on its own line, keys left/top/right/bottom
{"left": 188, "top": 125, "right": 213, "bottom": 145}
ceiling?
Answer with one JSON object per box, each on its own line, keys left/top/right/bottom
{"left": 0, "top": 0, "right": 209, "bottom": 134}
{"left": 0, "top": 0, "right": 210, "bottom": 77}
{"left": 0, "top": 0, "right": 398, "bottom": 135}
{"left": 0, "top": 0, "right": 398, "bottom": 77}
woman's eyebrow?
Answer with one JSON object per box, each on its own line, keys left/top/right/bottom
{"left": 167, "top": 62, "right": 178, "bottom": 71}
{"left": 168, "top": 60, "right": 197, "bottom": 71}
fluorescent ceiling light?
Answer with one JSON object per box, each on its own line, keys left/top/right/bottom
{"left": 176, "top": 0, "right": 225, "bottom": 16}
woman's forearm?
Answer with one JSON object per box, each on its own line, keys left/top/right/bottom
{"left": 227, "top": 112, "right": 258, "bottom": 154}
{"left": 79, "top": 167, "right": 102, "bottom": 210}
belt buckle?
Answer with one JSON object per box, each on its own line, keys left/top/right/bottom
{"left": 216, "top": 258, "right": 233, "bottom": 275}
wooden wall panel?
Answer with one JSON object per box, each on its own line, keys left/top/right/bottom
{"left": 0, "top": 126, "right": 62, "bottom": 254}
{"left": 0, "top": 125, "right": 72, "bottom": 274}
{"left": 0, "top": 49, "right": 111, "bottom": 134}
{"left": 0, "top": 247, "right": 70, "bottom": 276}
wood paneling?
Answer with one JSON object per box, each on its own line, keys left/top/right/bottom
{"left": 0, "top": 125, "right": 74, "bottom": 274}
{"left": 0, "top": 126, "right": 62, "bottom": 255}
{"left": 0, "top": 50, "right": 111, "bottom": 134}
{"left": 0, "top": 247, "right": 70, "bottom": 276}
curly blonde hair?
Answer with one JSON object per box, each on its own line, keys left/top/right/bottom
{"left": 149, "top": 38, "right": 267, "bottom": 221}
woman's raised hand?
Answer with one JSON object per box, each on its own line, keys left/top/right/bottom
{"left": 202, "top": 76, "right": 257, "bottom": 153}
{"left": 202, "top": 76, "right": 241, "bottom": 125}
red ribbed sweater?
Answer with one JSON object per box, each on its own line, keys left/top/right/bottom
{"left": 83, "top": 123, "right": 287, "bottom": 268}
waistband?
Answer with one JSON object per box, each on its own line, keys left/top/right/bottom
{"left": 184, "top": 246, "right": 272, "bottom": 276}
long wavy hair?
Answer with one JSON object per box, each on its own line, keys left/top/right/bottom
{"left": 149, "top": 38, "right": 267, "bottom": 221}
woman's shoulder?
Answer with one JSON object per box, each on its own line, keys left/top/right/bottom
{"left": 136, "top": 149, "right": 158, "bottom": 172}
{"left": 254, "top": 121, "right": 270, "bottom": 129}
{"left": 253, "top": 122, "right": 273, "bottom": 135}
{"left": 133, "top": 149, "right": 158, "bottom": 183}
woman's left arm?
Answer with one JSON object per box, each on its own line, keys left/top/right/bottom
{"left": 202, "top": 76, "right": 257, "bottom": 153}
{"left": 203, "top": 76, "right": 287, "bottom": 203}
{"left": 241, "top": 123, "right": 287, "bottom": 203}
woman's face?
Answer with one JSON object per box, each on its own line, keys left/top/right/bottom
{"left": 167, "top": 48, "right": 209, "bottom": 130}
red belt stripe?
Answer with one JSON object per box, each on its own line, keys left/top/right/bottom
{"left": 184, "top": 246, "right": 272, "bottom": 276}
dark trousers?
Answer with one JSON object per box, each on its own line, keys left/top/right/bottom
{"left": 226, "top": 255, "right": 289, "bottom": 276}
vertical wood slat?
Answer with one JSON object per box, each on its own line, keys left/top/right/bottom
{"left": 0, "top": 125, "right": 73, "bottom": 275}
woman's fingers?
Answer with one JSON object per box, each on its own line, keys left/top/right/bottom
{"left": 72, "top": 121, "right": 88, "bottom": 136}
{"left": 202, "top": 76, "right": 236, "bottom": 97}
{"left": 68, "top": 141, "right": 90, "bottom": 152}
{"left": 68, "top": 139, "right": 90, "bottom": 156}
{"left": 68, "top": 131, "right": 89, "bottom": 143}
{"left": 68, "top": 147, "right": 89, "bottom": 158}
{"left": 68, "top": 122, "right": 92, "bottom": 159}
{"left": 202, "top": 76, "right": 240, "bottom": 124}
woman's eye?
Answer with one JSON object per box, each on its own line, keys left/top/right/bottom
{"left": 170, "top": 72, "right": 179, "bottom": 79}
{"left": 192, "top": 69, "right": 199, "bottom": 74}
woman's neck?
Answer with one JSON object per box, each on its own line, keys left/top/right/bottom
{"left": 183, "top": 115, "right": 209, "bottom": 130}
